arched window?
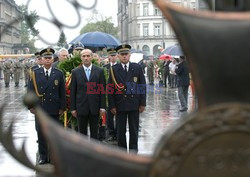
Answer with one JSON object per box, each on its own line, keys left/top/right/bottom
{"left": 142, "top": 45, "right": 150, "bottom": 55}
{"left": 153, "top": 45, "right": 161, "bottom": 57}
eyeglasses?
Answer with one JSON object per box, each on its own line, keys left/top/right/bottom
{"left": 82, "top": 55, "right": 91, "bottom": 57}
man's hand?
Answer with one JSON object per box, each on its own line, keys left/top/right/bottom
{"left": 99, "top": 108, "right": 106, "bottom": 116}
{"left": 30, "top": 108, "right": 35, "bottom": 114}
{"left": 139, "top": 106, "right": 145, "bottom": 113}
{"left": 71, "top": 110, "right": 77, "bottom": 118}
{"left": 110, "top": 107, "right": 117, "bottom": 115}
{"left": 59, "top": 109, "right": 64, "bottom": 116}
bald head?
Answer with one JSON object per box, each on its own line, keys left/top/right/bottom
{"left": 81, "top": 49, "right": 93, "bottom": 67}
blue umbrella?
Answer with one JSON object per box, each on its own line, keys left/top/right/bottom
{"left": 161, "top": 45, "right": 184, "bottom": 56}
{"left": 69, "top": 31, "right": 121, "bottom": 48}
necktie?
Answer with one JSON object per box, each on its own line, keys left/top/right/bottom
{"left": 86, "top": 68, "right": 90, "bottom": 81}
{"left": 45, "top": 70, "right": 49, "bottom": 80}
{"left": 124, "top": 65, "right": 127, "bottom": 73}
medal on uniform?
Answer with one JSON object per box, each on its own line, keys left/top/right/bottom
{"left": 133, "top": 77, "right": 138, "bottom": 83}
{"left": 54, "top": 80, "right": 59, "bottom": 86}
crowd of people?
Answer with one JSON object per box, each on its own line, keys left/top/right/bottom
{"left": 0, "top": 43, "right": 190, "bottom": 165}
{"left": 9, "top": 43, "right": 146, "bottom": 165}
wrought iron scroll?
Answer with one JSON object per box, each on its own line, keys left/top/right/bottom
{"left": 0, "top": 0, "right": 98, "bottom": 46}
{"left": 0, "top": 104, "right": 54, "bottom": 176}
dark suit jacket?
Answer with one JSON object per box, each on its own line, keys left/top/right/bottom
{"left": 70, "top": 65, "right": 106, "bottom": 116}
{"left": 108, "top": 62, "right": 146, "bottom": 112}
{"left": 175, "top": 61, "right": 190, "bottom": 87}
{"left": 28, "top": 67, "right": 66, "bottom": 116}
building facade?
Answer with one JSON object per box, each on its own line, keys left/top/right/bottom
{"left": 0, "top": 0, "right": 22, "bottom": 54}
{"left": 118, "top": 0, "right": 198, "bottom": 57}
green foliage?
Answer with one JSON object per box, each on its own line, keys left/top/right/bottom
{"left": 80, "top": 16, "right": 118, "bottom": 38}
{"left": 58, "top": 54, "right": 82, "bottom": 75}
{"left": 19, "top": 5, "right": 39, "bottom": 53}
{"left": 57, "top": 31, "right": 67, "bottom": 48}
{"left": 58, "top": 54, "right": 104, "bottom": 75}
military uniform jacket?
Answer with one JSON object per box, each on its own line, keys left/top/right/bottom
{"left": 28, "top": 67, "right": 66, "bottom": 116}
{"left": 108, "top": 62, "right": 146, "bottom": 112}
{"left": 70, "top": 65, "right": 106, "bottom": 116}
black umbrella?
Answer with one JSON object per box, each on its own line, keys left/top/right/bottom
{"left": 69, "top": 31, "right": 121, "bottom": 48}
{"left": 161, "top": 45, "right": 184, "bottom": 56}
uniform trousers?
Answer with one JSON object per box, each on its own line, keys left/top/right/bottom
{"left": 117, "top": 111, "right": 139, "bottom": 152}
{"left": 35, "top": 115, "right": 60, "bottom": 161}
{"left": 106, "top": 108, "right": 117, "bottom": 138}
{"left": 77, "top": 114, "right": 99, "bottom": 140}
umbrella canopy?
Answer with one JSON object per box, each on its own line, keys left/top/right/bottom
{"left": 69, "top": 31, "right": 121, "bottom": 48}
{"left": 161, "top": 45, "right": 184, "bottom": 56}
{"left": 159, "top": 54, "right": 172, "bottom": 60}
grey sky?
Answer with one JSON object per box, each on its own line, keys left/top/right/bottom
{"left": 15, "top": 0, "right": 118, "bottom": 48}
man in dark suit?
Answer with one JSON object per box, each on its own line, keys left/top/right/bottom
{"left": 28, "top": 48, "right": 66, "bottom": 164}
{"left": 103, "top": 48, "right": 118, "bottom": 142}
{"left": 70, "top": 49, "right": 106, "bottom": 140}
{"left": 108, "top": 44, "right": 146, "bottom": 153}
{"left": 175, "top": 56, "right": 190, "bottom": 112}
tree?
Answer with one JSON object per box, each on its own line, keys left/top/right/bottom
{"left": 57, "top": 31, "right": 67, "bottom": 48}
{"left": 80, "top": 14, "right": 118, "bottom": 38}
{"left": 19, "top": 5, "right": 39, "bottom": 53}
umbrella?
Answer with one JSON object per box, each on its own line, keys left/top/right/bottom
{"left": 159, "top": 54, "right": 172, "bottom": 60}
{"left": 69, "top": 31, "right": 121, "bottom": 48}
{"left": 161, "top": 45, "right": 184, "bottom": 56}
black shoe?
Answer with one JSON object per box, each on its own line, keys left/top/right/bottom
{"left": 38, "top": 159, "right": 48, "bottom": 165}
{"left": 179, "top": 108, "right": 188, "bottom": 112}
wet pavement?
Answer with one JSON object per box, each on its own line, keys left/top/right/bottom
{"left": 0, "top": 78, "right": 196, "bottom": 177}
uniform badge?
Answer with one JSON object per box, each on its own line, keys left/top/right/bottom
{"left": 54, "top": 80, "right": 59, "bottom": 86}
{"left": 133, "top": 77, "right": 138, "bottom": 83}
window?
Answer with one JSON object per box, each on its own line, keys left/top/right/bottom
{"left": 154, "top": 24, "right": 161, "bottom": 36}
{"left": 154, "top": 8, "right": 160, "bottom": 15}
{"left": 142, "top": 45, "right": 150, "bottom": 55}
{"left": 136, "top": 4, "right": 140, "bottom": 16}
{"left": 143, "top": 3, "right": 149, "bottom": 16}
{"left": 137, "top": 24, "right": 140, "bottom": 36}
{"left": 143, "top": 24, "right": 149, "bottom": 36}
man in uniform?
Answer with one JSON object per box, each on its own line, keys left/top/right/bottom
{"left": 70, "top": 49, "right": 106, "bottom": 140}
{"left": 31, "top": 52, "right": 43, "bottom": 71}
{"left": 52, "top": 48, "right": 69, "bottom": 68}
{"left": 3, "top": 59, "right": 12, "bottom": 87}
{"left": 147, "top": 56, "right": 155, "bottom": 85}
{"left": 72, "top": 43, "right": 84, "bottom": 56}
{"left": 108, "top": 44, "right": 146, "bottom": 153}
{"left": 103, "top": 48, "right": 118, "bottom": 142}
{"left": 0, "top": 59, "right": 3, "bottom": 79}
{"left": 13, "top": 59, "right": 23, "bottom": 87}
{"left": 28, "top": 47, "right": 66, "bottom": 164}
{"left": 23, "top": 59, "right": 32, "bottom": 87}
